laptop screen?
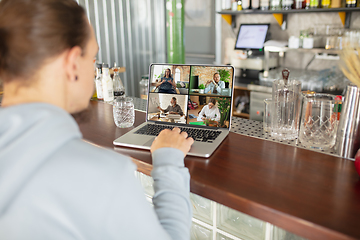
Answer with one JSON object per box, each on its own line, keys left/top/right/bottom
{"left": 147, "top": 64, "right": 234, "bottom": 129}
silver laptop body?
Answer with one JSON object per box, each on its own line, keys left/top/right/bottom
{"left": 113, "top": 64, "right": 235, "bottom": 158}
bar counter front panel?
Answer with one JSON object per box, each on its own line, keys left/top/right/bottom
{"left": 77, "top": 101, "right": 360, "bottom": 240}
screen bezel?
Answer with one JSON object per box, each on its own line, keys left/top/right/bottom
{"left": 234, "top": 23, "right": 270, "bottom": 51}
{"left": 146, "top": 63, "right": 235, "bottom": 130}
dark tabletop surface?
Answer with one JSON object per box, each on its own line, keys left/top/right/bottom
{"left": 77, "top": 100, "right": 360, "bottom": 240}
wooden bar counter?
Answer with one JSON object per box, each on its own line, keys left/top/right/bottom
{"left": 77, "top": 101, "right": 360, "bottom": 240}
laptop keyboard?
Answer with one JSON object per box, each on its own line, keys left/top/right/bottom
{"left": 134, "top": 124, "right": 222, "bottom": 143}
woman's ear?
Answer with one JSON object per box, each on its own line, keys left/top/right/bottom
{"left": 64, "top": 46, "right": 82, "bottom": 82}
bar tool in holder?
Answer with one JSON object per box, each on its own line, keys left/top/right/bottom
{"left": 335, "top": 83, "right": 360, "bottom": 159}
{"left": 271, "top": 69, "right": 302, "bottom": 140}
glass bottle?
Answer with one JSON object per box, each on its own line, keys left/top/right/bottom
{"left": 330, "top": 0, "right": 341, "bottom": 7}
{"left": 299, "top": 30, "right": 307, "bottom": 48}
{"left": 92, "top": 76, "right": 97, "bottom": 99}
{"left": 101, "top": 64, "right": 114, "bottom": 103}
{"left": 252, "top": 0, "right": 260, "bottom": 9}
{"left": 92, "top": 59, "right": 97, "bottom": 99}
{"left": 95, "top": 63, "right": 103, "bottom": 100}
{"left": 232, "top": 0, "right": 238, "bottom": 10}
{"left": 322, "top": 0, "right": 331, "bottom": 7}
{"left": 260, "top": 0, "right": 270, "bottom": 10}
{"left": 139, "top": 75, "right": 149, "bottom": 100}
{"left": 346, "top": 0, "right": 356, "bottom": 7}
{"left": 270, "top": 0, "right": 281, "bottom": 10}
{"left": 222, "top": 0, "right": 232, "bottom": 9}
{"left": 242, "top": 0, "right": 250, "bottom": 9}
{"left": 282, "top": 0, "right": 294, "bottom": 9}
{"left": 295, "top": 0, "right": 305, "bottom": 8}
{"left": 309, "top": 0, "right": 318, "bottom": 8}
{"left": 92, "top": 86, "right": 97, "bottom": 99}
{"left": 112, "top": 62, "right": 125, "bottom": 97}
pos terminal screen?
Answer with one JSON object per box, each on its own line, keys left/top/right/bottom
{"left": 234, "top": 24, "right": 269, "bottom": 50}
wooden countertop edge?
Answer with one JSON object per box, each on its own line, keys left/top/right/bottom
{"left": 79, "top": 102, "right": 359, "bottom": 240}
{"left": 131, "top": 157, "right": 153, "bottom": 175}
{"left": 130, "top": 156, "right": 354, "bottom": 240}
{"left": 190, "top": 179, "right": 355, "bottom": 240}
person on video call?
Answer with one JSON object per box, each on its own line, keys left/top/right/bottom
{"left": 0, "top": 0, "right": 194, "bottom": 239}
{"left": 197, "top": 98, "right": 221, "bottom": 122}
{"left": 204, "top": 72, "right": 225, "bottom": 95}
{"left": 157, "top": 97, "right": 184, "bottom": 116}
{"left": 156, "top": 68, "right": 177, "bottom": 94}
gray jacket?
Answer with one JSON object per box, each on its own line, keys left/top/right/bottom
{"left": 0, "top": 103, "right": 192, "bottom": 240}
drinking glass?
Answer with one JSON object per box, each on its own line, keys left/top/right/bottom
{"left": 263, "top": 98, "right": 273, "bottom": 133}
{"left": 299, "top": 93, "right": 339, "bottom": 150}
{"left": 271, "top": 79, "right": 302, "bottom": 140}
{"left": 113, "top": 96, "right": 135, "bottom": 128}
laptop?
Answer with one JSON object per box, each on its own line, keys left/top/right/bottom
{"left": 113, "top": 64, "right": 235, "bottom": 158}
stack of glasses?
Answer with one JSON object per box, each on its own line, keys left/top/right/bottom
{"left": 264, "top": 69, "right": 341, "bottom": 150}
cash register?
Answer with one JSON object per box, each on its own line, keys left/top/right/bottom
{"left": 231, "top": 23, "right": 278, "bottom": 82}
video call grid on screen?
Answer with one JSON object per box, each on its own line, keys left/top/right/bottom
{"left": 147, "top": 64, "right": 234, "bottom": 129}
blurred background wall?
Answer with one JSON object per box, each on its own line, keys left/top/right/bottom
{"left": 76, "top": 0, "right": 167, "bottom": 97}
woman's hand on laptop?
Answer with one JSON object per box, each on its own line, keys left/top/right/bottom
{"left": 150, "top": 127, "right": 194, "bottom": 157}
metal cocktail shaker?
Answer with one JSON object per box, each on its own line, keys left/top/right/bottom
{"left": 335, "top": 83, "right": 360, "bottom": 159}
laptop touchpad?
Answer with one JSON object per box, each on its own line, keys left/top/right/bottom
{"left": 143, "top": 137, "right": 155, "bottom": 147}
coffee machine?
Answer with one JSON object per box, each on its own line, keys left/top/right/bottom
{"left": 231, "top": 23, "right": 278, "bottom": 82}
